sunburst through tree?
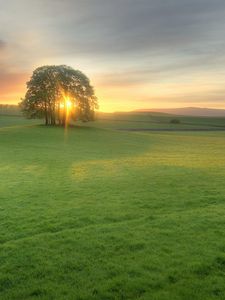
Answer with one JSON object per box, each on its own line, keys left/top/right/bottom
{"left": 20, "top": 65, "right": 98, "bottom": 126}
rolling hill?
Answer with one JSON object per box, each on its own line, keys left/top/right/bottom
{"left": 136, "top": 107, "right": 225, "bottom": 117}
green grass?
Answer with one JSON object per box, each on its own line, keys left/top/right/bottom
{"left": 88, "top": 112, "right": 225, "bottom": 130}
{"left": 1, "top": 115, "right": 225, "bottom": 299}
{"left": 0, "top": 115, "right": 41, "bottom": 128}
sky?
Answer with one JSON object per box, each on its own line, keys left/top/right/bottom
{"left": 1, "top": 0, "right": 225, "bottom": 112}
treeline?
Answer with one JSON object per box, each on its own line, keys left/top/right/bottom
{"left": 0, "top": 104, "right": 21, "bottom": 116}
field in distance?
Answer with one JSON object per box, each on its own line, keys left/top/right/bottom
{"left": 90, "top": 111, "right": 225, "bottom": 130}
{"left": 1, "top": 108, "right": 225, "bottom": 130}
{"left": 1, "top": 114, "right": 225, "bottom": 299}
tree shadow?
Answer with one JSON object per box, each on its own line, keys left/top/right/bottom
{"left": 37, "top": 124, "right": 95, "bottom": 130}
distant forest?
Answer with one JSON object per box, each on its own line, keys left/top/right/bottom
{"left": 0, "top": 104, "right": 21, "bottom": 116}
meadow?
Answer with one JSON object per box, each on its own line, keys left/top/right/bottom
{"left": 1, "top": 113, "right": 225, "bottom": 299}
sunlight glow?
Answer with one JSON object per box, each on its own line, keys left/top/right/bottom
{"left": 60, "top": 98, "right": 72, "bottom": 110}
{"left": 65, "top": 98, "right": 72, "bottom": 109}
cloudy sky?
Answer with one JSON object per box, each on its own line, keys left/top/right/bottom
{"left": 1, "top": 0, "right": 225, "bottom": 111}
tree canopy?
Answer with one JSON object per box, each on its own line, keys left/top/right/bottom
{"left": 20, "top": 65, "right": 98, "bottom": 126}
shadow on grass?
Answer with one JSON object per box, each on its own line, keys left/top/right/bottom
{"left": 37, "top": 124, "right": 95, "bottom": 131}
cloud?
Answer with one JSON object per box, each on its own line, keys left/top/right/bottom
{"left": 33, "top": 0, "right": 225, "bottom": 56}
{"left": 2, "top": 0, "right": 225, "bottom": 58}
{"left": 0, "top": 39, "right": 6, "bottom": 50}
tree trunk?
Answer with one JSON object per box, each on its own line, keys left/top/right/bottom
{"left": 44, "top": 102, "right": 48, "bottom": 125}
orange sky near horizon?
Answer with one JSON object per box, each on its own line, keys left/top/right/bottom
{"left": 1, "top": 70, "right": 225, "bottom": 112}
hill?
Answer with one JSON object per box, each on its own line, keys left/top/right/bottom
{"left": 136, "top": 107, "right": 225, "bottom": 117}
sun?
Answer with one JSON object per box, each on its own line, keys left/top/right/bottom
{"left": 60, "top": 98, "right": 72, "bottom": 110}
{"left": 65, "top": 98, "right": 72, "bottom": 109}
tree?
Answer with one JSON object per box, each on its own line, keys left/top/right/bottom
{"left": 20, "top": 65, "right": 98, "bottom": 126}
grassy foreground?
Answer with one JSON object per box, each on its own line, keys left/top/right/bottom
{"left": 1, "top": 116, "right": 225, "bottom": 299}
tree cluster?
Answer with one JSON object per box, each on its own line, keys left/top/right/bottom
{"left": 20, "top": 65, "right": 98, "bottom": 125}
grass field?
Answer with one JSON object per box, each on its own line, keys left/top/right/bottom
{"left": 0, "top": 115, "right": 40, "bottom": 129}
{"left": 88, "top": 112, "right": 225, "bottom": 130}
{"left": 1, "top": 114, "right": 225, "bottom": 299}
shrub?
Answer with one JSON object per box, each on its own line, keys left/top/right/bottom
{"left": 170, "top": 118, "right": 181, "bottom": 124}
